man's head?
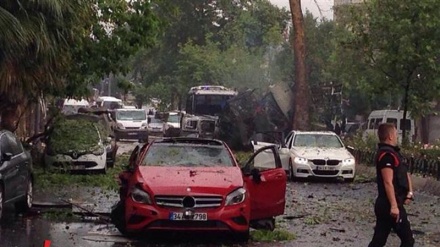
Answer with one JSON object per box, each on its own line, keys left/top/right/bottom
{"left": 378, "top": 123, "right": 398, "bottom": 146}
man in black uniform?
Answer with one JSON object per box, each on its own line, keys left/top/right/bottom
{"left": 368, "top": 123, "right": 415, "bottom": 247}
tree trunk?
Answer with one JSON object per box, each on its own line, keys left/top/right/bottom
{"left": 289, "top": 0, "right": 310, "bottom": 130}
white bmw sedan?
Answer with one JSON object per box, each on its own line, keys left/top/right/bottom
{"left": 252, "top": 131, "right": 356, "bottom": 182}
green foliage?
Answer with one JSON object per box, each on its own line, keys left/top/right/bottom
{"left": 48, "top": 118, "right": 108, "bottom": 154}
{"left": 130, "top": 0, "right": 290, "bottom": 109}
{"left": 0, "top": 0, "right": 160, "bottom": 109}
{"left": 251, "top": 229, "right": 296, "bottom": 242}
{"left": 233, "top": 151, "right": 253, "bottom": 167}
{"left": 346, "top": 0, "right": 440, "bottom": 118}
{"left": 35, "top": 154, "right": 129, "bottom": 191}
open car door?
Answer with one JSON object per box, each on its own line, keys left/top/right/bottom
{"left": 251, "top": 132, "right": 290, "bottom": 171}
{"left": 243, "top": 145, "right": 287, "bottom": 221}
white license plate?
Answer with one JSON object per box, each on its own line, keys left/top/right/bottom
{"left": 316, "top": 166, "right": 335, "bottom": 171}
{"left": 71, "top": 165, "right": 86, "bottom": 170}
{"left": 169, "top": 212, "right": 207, "bottom": 221}
{"left": 127, "top": 132, "right": 137, "bottom": 136}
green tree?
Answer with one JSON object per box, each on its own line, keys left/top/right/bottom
{"left": 349, "top": 0, "right": 440, "bottom": 141}
{"left": 0, "top": 0, "right": 160, "bottom": 130}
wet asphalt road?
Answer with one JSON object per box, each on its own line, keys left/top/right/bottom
{"left": 1, "top": 141, "right": 440, "bottom": 247}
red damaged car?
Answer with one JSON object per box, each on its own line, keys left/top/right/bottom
{"left": 111, "top": 138, "right": 287, "bottom": 241}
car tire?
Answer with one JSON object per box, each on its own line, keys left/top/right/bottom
{"left": 345, "top": 176, "right": 355, "bottom": 183}
{"left": 233, "top": 230, "right": 250, "bottom": 243}
{"left": 100, "top": 163, "right": 108, "bottom": 174}
{"left": 288, "top": 159, "right": 296, "bottom": 182}
{"left": 15, "top": 179, "right": 33, "bottom": 214}
{"left": 0, "top": 185, "right": 4, "bottom": 220}
{"left": 110, "top": 201, "right": 128, "bottom": 235}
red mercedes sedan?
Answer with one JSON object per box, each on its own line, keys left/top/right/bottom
{"left": 111, "top": 138, "right": 286, "bottom": 241}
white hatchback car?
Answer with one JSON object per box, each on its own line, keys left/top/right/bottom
{"left": 252, "top": 131, "right": 356, "bottom": 182}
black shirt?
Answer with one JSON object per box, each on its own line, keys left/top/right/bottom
{"left": 375, "top": 143, "right": 409, "bottom": 204}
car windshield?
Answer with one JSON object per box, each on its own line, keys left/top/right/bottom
{"left": 116, "top": 110, "right": 146, "bottom": 121}
{"left": 168, "top": 114, "right": 180, "bottom": 123}
{"left": 142, "top": 144, "right": 233, "bottom": 167}
{"left": 150, "top": 118, "right": 162, "bottom": 124}
{"left": 293, "top": 134, "right": 343, "bottom": 148}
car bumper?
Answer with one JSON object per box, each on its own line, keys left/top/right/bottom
{"left": 115, "top": 129, "right": 149, "bottom": 140}
{"left": 44, "top": 152, "right": 107, "bottom": 170}
{"left": 293, "top": 163, "right": 356, "bottom": 179}
{"left": 124, "top": 199, "right": 250, "bottom": 233}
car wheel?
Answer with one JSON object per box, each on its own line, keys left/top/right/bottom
{"left": 100, "top": 163, "right": 108, "bottom": 174}
{"left": 233, "top": 230, "right": 250, "bottom": 243}
{"left": 110, "top": 201, "right": 128, "bottom": 235}
{"left": 0, "top": 185, "right": 4, "bottom": 220}
{"left": 15, "top": 179, "right": 33, "bottom": 214}
{"left": 345, "top": 176, "right": 355, "bottom": 183}
{"left": 288, "top": 159, "right": 296, "bottom": 182}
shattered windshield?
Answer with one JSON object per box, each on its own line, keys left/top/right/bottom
{"left": 116, "top": 110, "right": 147, "bottom": 121}
{"left": 293, "top": 134, "right": 343, "bottom": 148}
{"left": 142, "top": 144, "right": 233, "bottom": 167}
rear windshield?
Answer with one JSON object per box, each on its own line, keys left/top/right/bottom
{"left": 142, "top": 144, "right": 233, "bottom": 167}
{"left": 116, "top": 110, "right": 147, "bottom": 121}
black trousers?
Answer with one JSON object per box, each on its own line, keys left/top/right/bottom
{"left": 368, "top": 198, "right": 415, "bottom": 247}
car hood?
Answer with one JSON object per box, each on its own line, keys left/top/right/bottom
{"left": 291, "top": 147, "right": 353, "bottom": 160}
{"left": 137, "top": 166, "right": 243, "bottom": 195}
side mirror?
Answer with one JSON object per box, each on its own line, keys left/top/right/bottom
{"left": 346, "top": 146, "right": 355, "bottom": 152}
{"left": 2, "top": 152, "right": 13, "bottom": 162}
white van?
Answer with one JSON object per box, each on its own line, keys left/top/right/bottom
{"left": 113, "top": 109, "right": 149, "bottom": 142}
{"left": 364, "top": 110, "right": 415, "bottom": 143}
{"left": 96, "top": 96, "right": 123, "bottom": 110}
{"left": 62, "top": 99, "right": 90, "bottom": 115}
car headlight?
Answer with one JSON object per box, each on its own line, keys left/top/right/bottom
{"left": 130, "top": 186, "right": 152, "bottom": 204}
{"left": 117, "top": 122, "right": 125, "bottom": 129}
{"left": 294, "top": 157, "right": 308, "bottom": 165}
{"left": 342, "top": 158, "right": 355, "bottom": 165}
{"left": 92, "top": 148, "right": 105, "bottom": 155}
{"left": 225, "top": 188, "right": 246, "bottom": 205}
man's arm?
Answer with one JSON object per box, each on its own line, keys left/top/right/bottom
{"left": 405, "top": 173, "right": 414, "bottom": 204}
{"left": 381, "top": 168, "right": 399, "bottom": 220}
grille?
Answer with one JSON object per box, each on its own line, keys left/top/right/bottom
{"left": 311, "top": 159, "right": 340, "bottom": 166}
{"left": 313, "top": 170, "right": 339, "bottom": 176}
{"left": 125, "top": 127, "right": 140, "bottom": 130}
{"left": 52, "top": 161, "right": 98, "bottom": 168}
{"left": 155, "top": 196, "right": 222, "bottom": 208}
{"left": 311, "top": 159, "right": 326, "bottom": 166}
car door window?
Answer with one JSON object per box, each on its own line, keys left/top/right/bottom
{"left": 252, "top": 146, "right": 280, "bottom": 171}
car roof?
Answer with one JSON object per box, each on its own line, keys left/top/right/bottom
{"left": 152, "top": 137, "right": 224, "bottom": 146}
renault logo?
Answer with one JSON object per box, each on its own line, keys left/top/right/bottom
{"left": 72, "top": 152, "right": 78, "bottom": 159}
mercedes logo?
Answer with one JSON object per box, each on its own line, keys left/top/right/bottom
{"left": 182, "top": 196, "right": 196, "bottom": 208}
{"left": 72, "top": 152, "right": 78, "bottom": 159}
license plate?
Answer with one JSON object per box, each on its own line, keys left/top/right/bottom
{"left": 169, "top": 212, "right": 207, "bottom": 221}
{"left": 71, "top": 165, "right": 86, "bottom": 170}
{"left": 127, "top": 132, "right": 137, "bottom": 136}
{"left": 316, "top": 166, "right": 335, "bottom": 171}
